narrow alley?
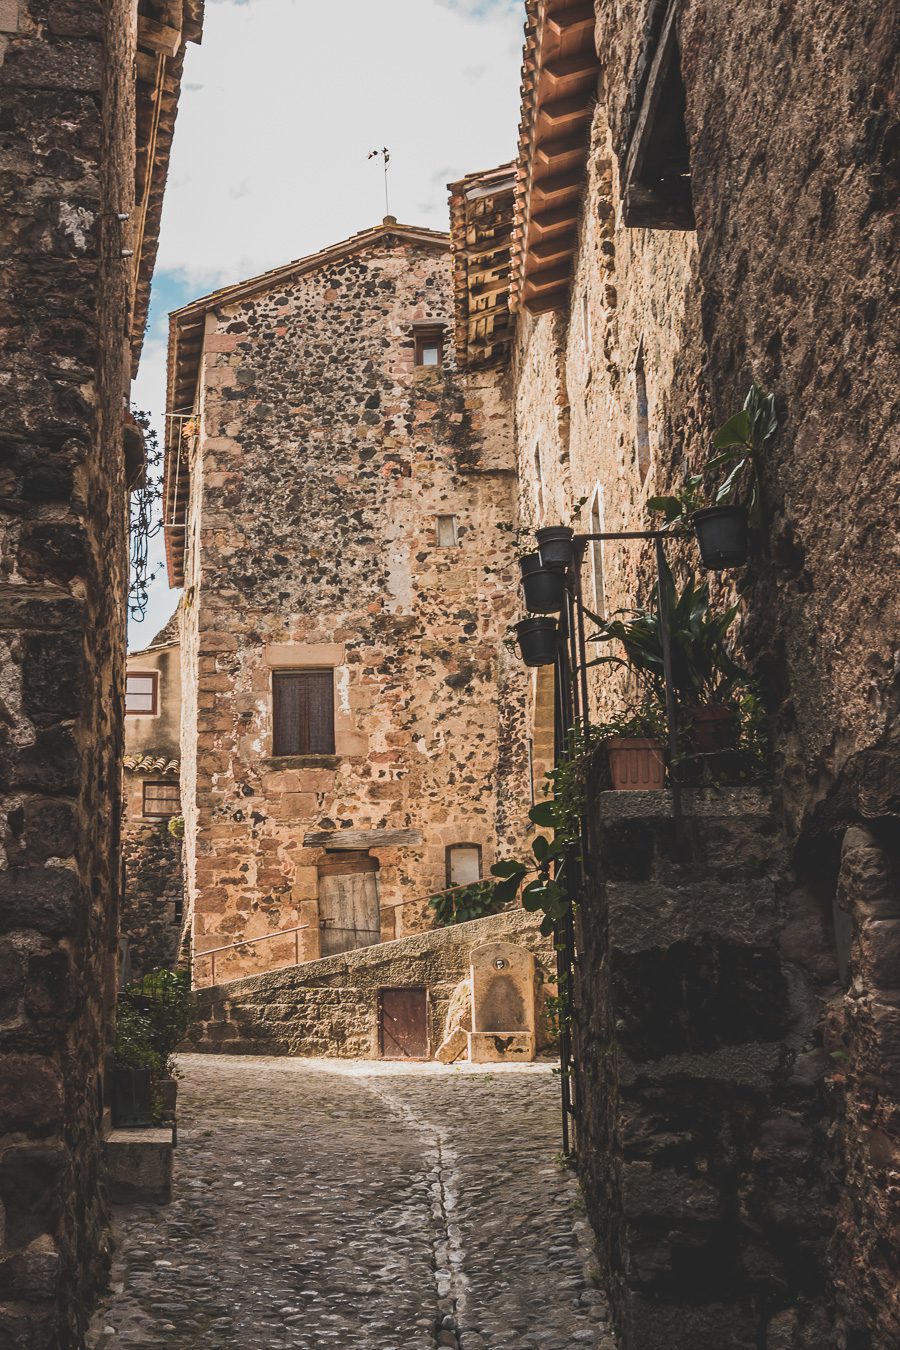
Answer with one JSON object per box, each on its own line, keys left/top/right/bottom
{"left": 88, "top": 1057, "right": 615, "bottom": 1350}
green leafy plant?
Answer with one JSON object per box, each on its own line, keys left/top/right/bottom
{"left": 119, "top": 968, "right": 191, "bottom": 1078}
{"left": 708, "top": 382, "right": 777, "bottom": 527}
{"left": 490, "top": 723, "right": 591, "bottom": 935}
{"left": 648, "top": 383, "right": 777, "bottom": 530}
{"left": 429, "top": 880, "right": 507, "bottom": 927}
{"left": 592, "top": 700, "right": 667, "bottom": 742}
{"left": 167, "top": 815, "right": 185, "bottom": 839}
{"left": 587, "top": 555, "right": 746, "bottom": 709}
{"left": 113, "top": 1002, "right": 162, "bottom": 1075}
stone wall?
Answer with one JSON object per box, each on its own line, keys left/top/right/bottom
{"left": 121, "top": 796, "right": 184, "bottom": 981}
{"left": 185, "top": 907, "right": 555, "bottom": 1060}
{"left": 575, "top": 784, "right": 837, "bottom": 1348}
{"left": 180, "top": 230, "right": 530, "bottom": 982}
{"left": 510, "top": 5, "right": 899, "bottom": 1340}
{"left": 0, "top": 2, "right": 136, "bottom": 1344}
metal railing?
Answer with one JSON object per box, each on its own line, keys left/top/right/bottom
{"left": 190, "top": 878, "right": 510, "bottom": 986}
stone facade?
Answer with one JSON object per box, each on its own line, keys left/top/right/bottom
{"left": 185, "top": 907, "right": 555, "bottom": 1060}
{"left": 503, "top": 2, "right": 899, "bottom": 1343}
{"left": 165, "top": 224, "right": 529, "bottom": 987}
{"left": 0, "top": 3, "right": 199, "bottom": 1344}
{"left": 121, "top": 637, "right": 184, "bottom": 980}
{"left": 576, "top": 785, "right": 835, "bottom": 1347}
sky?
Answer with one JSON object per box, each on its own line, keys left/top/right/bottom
{"left": 129, "top": 0, "right": 526, "bottom": 649}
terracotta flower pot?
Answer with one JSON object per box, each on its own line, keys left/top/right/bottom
{"left": 685, "top": 704, "right": 739, "bottom": 754}
{"left": 605, "top": 737, "right": 666, "bottom": 790}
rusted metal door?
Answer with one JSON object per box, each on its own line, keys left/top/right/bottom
{"left": 318, "top": 850, "right": 381, "bottom": 956}
{"left": 379, "top": 987, "right": 428, "bottom": 1059}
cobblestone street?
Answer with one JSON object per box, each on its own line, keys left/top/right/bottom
{"left": 89, "top": 1055, "right": 615, "bottom": 1350}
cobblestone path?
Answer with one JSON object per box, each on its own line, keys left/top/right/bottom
{"left": 89, "top": 1055, "right": 615, "bottom": 1350}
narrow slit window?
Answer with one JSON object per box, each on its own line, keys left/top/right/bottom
{"left": 446, "top": 843, "right": 482, "bottom": 887}
{"left": 634, "top": 349, "right": 651, "bottom": 482}
{"left": 621, "top": 1, "right": 695, "bottom": 230}
{"left": 534, "top": 443, "right": 544, "bottom": 521}
{"left": 415, "top": 329, "right": 444, "bottom": 367}
{"left": 272, "top": 670, "right": 335, "bottom": 756}
{"left": 436, "top": 515, "right": 458, "bottom": 547}
{"left": 126, "top": 671, "right": 158, "bottom": 715}
{"left": 143, "top": 780, "right": 180, "bottom": 818}
{"left": 589, "top": 488, "right": 606, "bottom": 618}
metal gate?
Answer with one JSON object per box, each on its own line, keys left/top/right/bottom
{"left": 378, "top": 987, "right": 429, "bottom": 1059}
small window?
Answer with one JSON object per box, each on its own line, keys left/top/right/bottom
{"left": 143, "top": 780, "right": 180, "bottom": 818}
{"left": 581, "top": 291, "right": 591, "bottom": 352}
{"left": 415, "top": 329, "right": 443, "bottom": 367}
{"left": 436, "top": 515, "right": 458, "bottom": 547}
{"left": 534, "top": 443, "right": 544, "bottom": 520}
{"left": 621, "top": 0, "right": 695, "bottom": 230}
{"left": 589, "top": 488, "right": 606, "bottom": 618}
{"left": 272, "top": 670, "right": 335, "bottom": 757}
{"left": 634, "top": 347, "right": 651, "bottom": 482}
{"left": 126, "top": 671, "right": 158, "bottom": 715}
{"left": 446, "top": 843, "right": 482, "bottom": 887}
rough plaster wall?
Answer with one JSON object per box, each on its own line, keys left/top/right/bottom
{"left": 0, "top": 0, "right": 136, "bottom": 1343}
{"left": 185, "top": 238, "right": 528, "bottom": 981}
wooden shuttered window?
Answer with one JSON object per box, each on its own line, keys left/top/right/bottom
{"left": 272, "top": 670, "right": 335, "bottom": 756}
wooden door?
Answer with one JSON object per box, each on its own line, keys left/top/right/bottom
{"left": 379, "top": 987, "right": 428, "bottom": 1059}
{"left": 318, "top": 852, "right": 381, "bottom": 957}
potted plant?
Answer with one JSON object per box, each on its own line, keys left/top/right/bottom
{"left": 519, "top": 552, "right": 567, "bottom": 613}
{"left": 587, "top": 557, "right": 746, "bottom": 755}
{"left": 536, "top": 524, "right": 575, "bottom": 570}
{"left": 515, "top": 617, "right": 559, "bottom": 667}
{"left": 596, "top": 703, "right": 667, "bottom": 790}
{"left": 648, "top": 383, "right": 777, "bottom": 569}
{"left": 114, "top": 968, "right": 190, "bottom": 1126}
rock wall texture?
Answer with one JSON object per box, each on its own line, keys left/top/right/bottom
{"left": 185, "top": 907, "right": 555, "bottom": 1060}
{"left": 510, "top": 3, "right": 899, "bottom": 1342}
{"left": 121, "top": 799, "right": 184, "bottom": 981}
{"left": 179, "top": 230, "right": 530, "bottom": 984}
{"left": 0, "top": 1, "right": 136, "bottom": 1344}
{"left": 575, "top": 785, "right": 837, "bottom": 1349}
{"left": 121, "top": 641, "right": 183, "bottom": 978}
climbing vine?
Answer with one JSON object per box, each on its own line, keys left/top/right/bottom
{"left": 129, "top": 408, "right": 165, "bottom": 622}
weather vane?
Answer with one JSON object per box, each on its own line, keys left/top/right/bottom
{"left": 368, "top": 146, "right": 391, "bottom": 218}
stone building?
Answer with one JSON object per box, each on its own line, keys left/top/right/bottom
{"left": 122, "top": 622, "right": 183, "bottom": 980}
{"left": 472, "top": 1, "right": 898, "bottom": 1346}
{"left": 0, "top": 2, "right": 201, "bottom": 1344}
{"left": 163, "top": 218, "right": 529, "bottom": 986}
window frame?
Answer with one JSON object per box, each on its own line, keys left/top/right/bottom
{"left": 142, "top": 779, "right": 180, "bottom": 818}
{"left": 634, "top": 343, "right": 651, "bottom": 483}
{"left": 621, "top": 0, "right": 695, "bottom": 231}
{"left": 125, "top": 670, "right": 159, "bottom": 717}
{"left": 435, "top": 514, "right": 459, "bottom": 548}
{"left": 271, "top": 668, "right": 336, "bottom": 758}
{"left": 446, "top": 842, "right": 483, "bottom": 888}
{"left": 414, "top": 327, "right": 444, "bottom": 368}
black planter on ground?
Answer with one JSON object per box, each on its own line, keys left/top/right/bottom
{"left": 112, "top": 1067, "right": 154, "bottom": 1127}
{"left": 520, "top": 553, "right": 567, "bottom": 613}
{"left": 692, "top": 505, "right": 749, "bottom": 569}
{"left": 515, "top": 617, "right": 559, "bottom": 667}
{"left": 536, "top": 525, "right": 575, "bottom": 570}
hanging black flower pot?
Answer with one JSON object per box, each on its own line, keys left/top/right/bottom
{"left": 692, "top": 505, "right": 749, "bottom": 570}
{"left": 515, "top": 617, "right": 559, "bottom": 667}
{"left": 520, "top": 553, "right": 567, "bottom": 613}
{"left": 536, "top": 525, "right": 575, "bottom": 570}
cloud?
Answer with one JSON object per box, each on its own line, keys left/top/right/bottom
{"left": 130, "top": 0, "right": 525, "bottom": 648}
{"left": 156, "top": 0, "right": 524, "bottom": 291}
